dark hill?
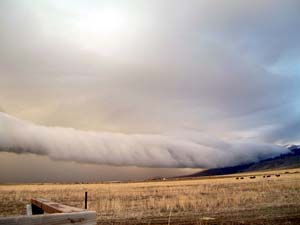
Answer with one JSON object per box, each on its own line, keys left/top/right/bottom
{"left": 187, "top": 145, "right": 300, "bottom": 177}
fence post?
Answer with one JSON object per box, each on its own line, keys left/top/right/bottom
{"left": 26, "top": 204, "right": 32, "bottom": 216}
{"left": 85, "top": 192, "right": 88, "bottom": 209}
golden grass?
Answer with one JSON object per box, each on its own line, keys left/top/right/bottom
{"left": 0, "top": 168, "right": 300, "bottom": 221}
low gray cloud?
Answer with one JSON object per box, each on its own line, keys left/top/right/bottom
{"left": 0, "top": 112, "right": 288, "bottom": 168}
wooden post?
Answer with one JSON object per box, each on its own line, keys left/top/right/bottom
{"left": 85, "top": 192, "right": 88, "bottom": 209}
{"left": 26, "top": 204, "right": 32, "bottom": 216}
{"left": 0, "top": 211, "right": 97, "bottom": 225}
{"left": 0, "top": 198, "right": 97, "bottom": 225}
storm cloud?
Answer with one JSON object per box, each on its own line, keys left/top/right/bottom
{"left": 0, "top": 1, "right": 299, "bottom": 180}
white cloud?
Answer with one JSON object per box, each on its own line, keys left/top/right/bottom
{"left": 0, "top": 113, "right": 288, "bottom": 168}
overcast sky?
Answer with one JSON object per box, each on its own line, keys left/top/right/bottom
{"left": 0, "top": 0, "right": 299, "bottom": 182}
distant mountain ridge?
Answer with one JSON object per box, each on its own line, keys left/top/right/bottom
{"left": 186, "top": 145, "right": 300, "bottom": 177}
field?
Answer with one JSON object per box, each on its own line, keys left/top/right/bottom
{"left": 0, "top": 168, "right": 300, "bottom": 225}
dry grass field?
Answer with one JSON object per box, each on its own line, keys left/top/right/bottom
{"left": 1, "top": 168, "right": 300, "bottom": 224}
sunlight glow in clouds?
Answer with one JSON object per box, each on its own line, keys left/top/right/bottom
{"left": 72, "top": 5, "right": 140, "bottom": 56}
{"left": 82, "top": 7, "right": 130, "bottom": 35}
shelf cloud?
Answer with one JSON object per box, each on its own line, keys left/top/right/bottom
{"left": 0, "top": 112, "right": 288, "bottom": 168}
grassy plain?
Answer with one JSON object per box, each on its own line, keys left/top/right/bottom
{"left": 0, "top": 168, "right": 300, "bottom": 224}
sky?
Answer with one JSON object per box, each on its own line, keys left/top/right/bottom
{"left": 0, "top": 0, "right": 299, "bottom": 182}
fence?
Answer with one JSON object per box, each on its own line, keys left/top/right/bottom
{"left": 0, "top": 197, "right": 97, "bottom": 225}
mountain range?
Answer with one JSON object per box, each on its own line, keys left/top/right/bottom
{"left": 186, "top": 144, "right": 300, "bottom": 177}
